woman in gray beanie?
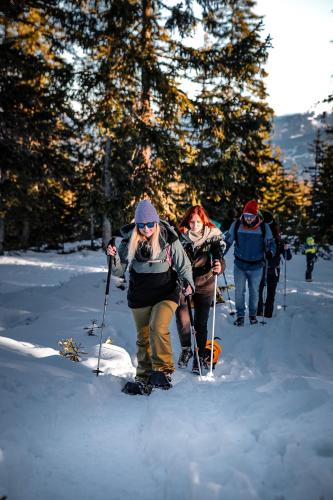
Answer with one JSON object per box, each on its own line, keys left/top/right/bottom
{"left": 107, "top": 199, "right": 194, "bottom": 395}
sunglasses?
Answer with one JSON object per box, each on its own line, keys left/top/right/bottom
{"left": 136, "top": 222, "right": 155, "bottom": 230}
{"left": 243, "top": 213, "right": 256, "bottom": 219}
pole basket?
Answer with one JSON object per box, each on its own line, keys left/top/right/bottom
{"left": 93, "top": 368, "right": 104, "bottom": 376}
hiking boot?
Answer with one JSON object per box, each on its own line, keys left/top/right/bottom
{"left": 233, "top": 317, "right": 244, "bottom": 327}
{"left": 177, "top": 347, "right": 193, "bottom": 368}
{"left": 249, "top": 316, "right": 258, "bottom": 325}
{"left": 149, "top": 371, "right": 172, "bottom": 390}
{"left": 122, "top": 378, "right": 153, "bottom": 396}
{"left": 192, "top": 355, "right": 207, "bottom": 375}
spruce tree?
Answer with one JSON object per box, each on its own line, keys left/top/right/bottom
{"left": 0, "top": 1, "right": 77, "bottom": 249}
{"left": 308, "top": 112, "right": 333, "bottom": 246}
{"left": 71, "top": 0, "right": 197, "bottom": 236}
{"left": 181, "top": 0, "right": 275, "bottom": 224}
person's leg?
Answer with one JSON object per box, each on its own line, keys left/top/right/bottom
{"left": 257, "top": 269, "right": 265, "bottom": 316}
{"left": 247, "top": 268, "right": 263, "bottom": 317}
{"left": 175, "top": 294, "right": 193, "bottom": 368}
{"left": 131, "top": 306, "right": 153, "bottom": 381}
{"left": 175, "top": 294, "right": 192, "bottom": 348}
{"left": 264, "top": 271, "right": 279, "bottom": 317}
{"left": 234, "top": 264, "right": 246, "bottom": 318}
{"left": 149, "top": 300, "right": 178, "bottom": 373}
{"left": 193, "top": 291, "right": 213, "bottom": 358}
{"left": 306, "top": 254, "right": 313, "bottom": 280}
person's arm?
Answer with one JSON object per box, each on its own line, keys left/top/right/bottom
{"left": 171, "top": 239, "right": 195, "bottom": 292}
{"left": 282, "top": 242, "right": 292, "bottom": 261}
{"left": 106, "top": 239, "right": 128, "bottom": 277}
{"left": 264, "top": 224, "right": 276, "bottom": 258}
{"left": 223, "top": 222, "right": 235, "bottom": 255}
{"left": 210, "top": 239, "right": 226, "bottom": 274}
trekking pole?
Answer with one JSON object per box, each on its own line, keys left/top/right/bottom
{"left": 260, "top": 259, "right": 268, "bottom": 325}
{"left": 208, "top": 273, "right": 218, "bottom": 378}
{"left": 186, "top": 296, "right": 202, "bottom": 380}
{"left": 282, "top": 257, "right": 287, "bottom": 311}
{"left": 93, "top": 237, "right": 116, "bottom": 376}
{"left": 223, "top": 272, "right": 235, "bottom": 316}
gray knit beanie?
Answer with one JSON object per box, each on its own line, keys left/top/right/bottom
{"left": 134, "top": 200, "right": 160, "bottom": 224}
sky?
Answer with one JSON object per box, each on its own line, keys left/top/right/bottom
{"left": 255, "top": 0, "right": 333, "bottom": 116}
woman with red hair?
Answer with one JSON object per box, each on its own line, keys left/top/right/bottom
{"left": 176, "top": 205, "right": 225, "bottom": 374}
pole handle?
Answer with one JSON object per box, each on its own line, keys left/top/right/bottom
{"left": 105, "top": 237, "right": 116, "bottom": 296}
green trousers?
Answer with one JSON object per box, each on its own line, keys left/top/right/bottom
{"left": 131, "top": 300, "right": 178, "bottom": 380}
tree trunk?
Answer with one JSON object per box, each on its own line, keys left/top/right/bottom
{"left": 0, "top": 217, "right": 4, "bottom": 255}
{"left": 102, "top": 137, "right": 112, "bottom": 249}
{"left": 90, "top": 208, "right": 95, "bottom": 250}
{"left": 141, "top": 0, "right": 153, "bottom": 186}
{"left": 22, "top": 215, "right": 30, "bottom": 250}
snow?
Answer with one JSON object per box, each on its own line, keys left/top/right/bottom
{"left": 0, "top": 249, "right": 333, "bottom": 500}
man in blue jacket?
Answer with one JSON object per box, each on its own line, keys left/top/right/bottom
{"left": 224, "top": 200, "right": 276, "bottom": 326}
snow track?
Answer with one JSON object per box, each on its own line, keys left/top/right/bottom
{"left": 0, "top": 249, "right": 332, "bottom": 500}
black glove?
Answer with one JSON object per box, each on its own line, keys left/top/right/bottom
{"left": 265, "top": 250, "right": 273, "bottom": 260}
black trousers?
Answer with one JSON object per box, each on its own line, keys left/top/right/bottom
{"left": 257, "top": 268, "right": 280, "bottom": 318}
{"left": 176, "top": 289, "right": 213, "bottom": 358}
{"left": 306, "top": 254, "right": 315, "bottom": 280}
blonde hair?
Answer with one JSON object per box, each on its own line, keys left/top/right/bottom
{"left": 127, "top": 223, "right": 161, "bottom": 264}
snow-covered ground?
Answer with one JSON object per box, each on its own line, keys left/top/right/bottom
{"left": 0, "top": 248, "right": 332, "bottom": 500}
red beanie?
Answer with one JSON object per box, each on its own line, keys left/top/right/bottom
{"left": 243, "top": 199, "right": 258, "bottom": 215}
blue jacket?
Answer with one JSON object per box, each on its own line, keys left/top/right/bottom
{"left": 225, "top": 220, "right": 276, "bottom": 271}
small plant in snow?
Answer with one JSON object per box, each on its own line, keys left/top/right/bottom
{"left": 58, "top": 338, "right": 86, "bottom": 362}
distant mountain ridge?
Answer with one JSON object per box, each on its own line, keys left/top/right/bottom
{"left": 271, "top": 111, "right": 333, "bottom": 178}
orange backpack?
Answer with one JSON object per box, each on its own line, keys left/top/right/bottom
{"left": 204, "top": 337, "right": 222, "bottom": 369}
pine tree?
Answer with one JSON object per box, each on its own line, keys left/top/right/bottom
{"left": 181, "top": 0, "right": 274, "bottom": 224}
{"left": 259, "top": 150, "right": 311, "bottom": 238}
{"left": 71, "top": 0, "right": 197, "bottom": 237}
{"left": 308, "top": 112, "right": 333, "bottom": 246}
{"left": 0, "top": 1, "right": 77, "bottom": 250}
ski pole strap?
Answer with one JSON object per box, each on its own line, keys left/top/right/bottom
{"left": 106, "top": 237, "right": 116, "bottom": 296}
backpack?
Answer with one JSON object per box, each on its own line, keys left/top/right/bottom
{"left": 204, "top": 337, "right": 222, "bottom": 369}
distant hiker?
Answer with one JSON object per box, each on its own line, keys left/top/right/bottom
{"left": 176, "top": 205, "right": 225, "bottom": 374}
{"left": 303, "top": 236, "right": 317, "bottom": 282}
{"left": 257, "top": 211, "right": 292, "bottom": 318}
{"left": 107, "top": 199, "right": 194, "bottom": 395}
{"left": 224, "top": 200, "right": 276, "bottom": 326}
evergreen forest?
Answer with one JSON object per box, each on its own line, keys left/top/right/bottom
{"left": 0, "top": 0, "right": 332, "bottom": 253}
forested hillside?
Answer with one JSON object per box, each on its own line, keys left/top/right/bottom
{"left": 1, "top": 1, "right": 332, "bottom": 252}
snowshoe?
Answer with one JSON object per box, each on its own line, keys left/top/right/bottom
{"left": 149, "top": 371, "right": 172, "bottom": 390}
{"left": 122, "top": 379, "right": 153, "bottom": 396}
{"left": 249, "top": 316, "right": 258, "bottom": 325}
{"left": 177, "top": 347, "right": 193, "bottom": 368}
{"left": 233, "top": 317, "right": 244, "bottom": 327}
